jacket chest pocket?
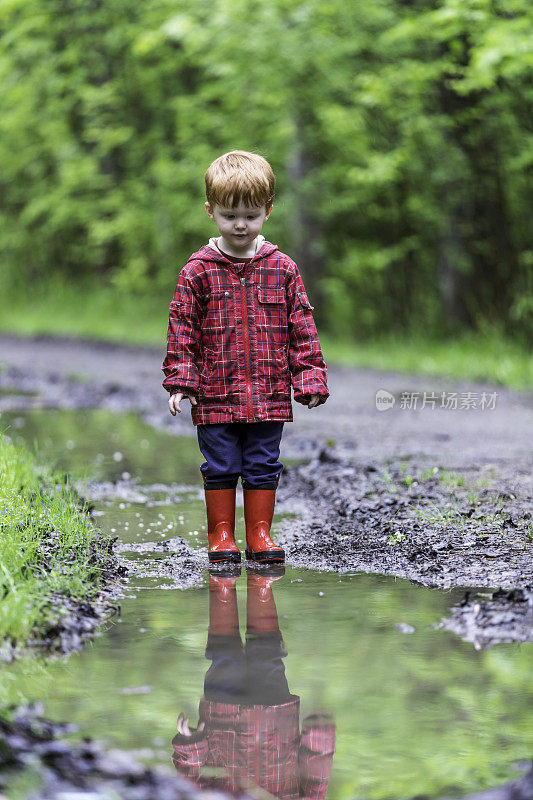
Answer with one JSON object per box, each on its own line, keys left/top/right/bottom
{"left": 256, "top": 286, "right": 287, "bottom": 331}
{"left": 202, "top": 290, "right": 230, "bottom": 332}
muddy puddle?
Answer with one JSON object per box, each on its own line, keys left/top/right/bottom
{"left": 0, "top": 408, "right": 532, "bottom": 800}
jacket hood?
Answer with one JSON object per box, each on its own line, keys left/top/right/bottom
{"left": 187, "top": 236, "right": 278, "bottom": 265}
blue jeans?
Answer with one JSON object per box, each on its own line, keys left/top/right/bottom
{"left": 197, "top": 422, "right": 284, "bottom": 490}
{"left": 204, "top": 631, "right": 292, "bottom": 706}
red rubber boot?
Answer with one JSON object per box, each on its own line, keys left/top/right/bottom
{"left": 246, "top": 568, "right": 285, "bottom": 634}
{"left": 205, "top": 487, "right": 241, "bottom": 564}
{"left": 208, "top": 574, "right": 240, "bottom": 636}
{"left": 243, "top": 489, "right": 285, "bottom": 563}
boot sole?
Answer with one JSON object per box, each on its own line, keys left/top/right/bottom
{"left": 209, "top": 564, "right": 242, "bottom": 578}
{"left": 246, "top": 564, "right": 285, "bottom": 578}
{"left": 208, "top": 551, "right": 241, "bottom": 564}
{"left": 245, "top": 549, "right": 285, "bottom": 563}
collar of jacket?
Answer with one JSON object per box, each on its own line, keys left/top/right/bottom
{"left": 187, "top": 238, "right": 279, "bottom": 274}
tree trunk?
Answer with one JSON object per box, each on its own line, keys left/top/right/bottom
{"left": 286, "top": 106, "right": 326, "bottom": 310}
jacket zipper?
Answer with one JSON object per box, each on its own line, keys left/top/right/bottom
{"left": 240, "top": 265, "right": 254, "bottom": 422}
{"left": 254, "top": 707, "right": 261, "bottom": 787}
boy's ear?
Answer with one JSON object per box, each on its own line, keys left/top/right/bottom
{"left": 205, "top": 202, "right": 215, "bottom": 220}
{"left": 265, "top": 203, "right": 273, "bottom": 220}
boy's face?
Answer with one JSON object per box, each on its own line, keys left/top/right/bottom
{"left": 205, "top": 201, "right": 272, "bottom": 252}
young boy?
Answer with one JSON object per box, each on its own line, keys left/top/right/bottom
{"left": 162, "top": 150, "right": 329, "bottom": 565}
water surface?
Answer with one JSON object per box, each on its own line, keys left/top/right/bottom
{"left": 1, "top": 408, "right": 531, "bottom": 800}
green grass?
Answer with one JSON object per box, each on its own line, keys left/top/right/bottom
{"left": 412, "top": 495, "right": 512, "bottom": 534}
{"left": 0, "top": 280, "right": 169, "bottom": 346}
{"left": 320, "top": 330, "right": 532, "bottom": 391}
{"left": 0, "top": 430, "right": 112, "bottom": 649}
{"left": 438, "top": 469, "right": 466, "bottom": 489}
{"left": 0, "top": 280, "right": 531, "bottom": 389}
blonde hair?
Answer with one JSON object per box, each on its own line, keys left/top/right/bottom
{"left": 205, "top": 150, "right": 275, "bottom": 209}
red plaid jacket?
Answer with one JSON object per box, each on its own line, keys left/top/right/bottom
{"left": 171, "top": 699, "right": 336, "bottom": 800}
{"left": 162, "top": 241, "right": 329, "bottom": 425}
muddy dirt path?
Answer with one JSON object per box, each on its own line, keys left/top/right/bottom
{"left": 1, "top": 332, "right": 531, "bottom": 465}
{"left": 1, "top": 334, "right": 532, "bottom": 647}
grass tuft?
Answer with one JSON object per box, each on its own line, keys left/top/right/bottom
{"left": 0, "top": 431, "right": 112, "bottom": 648}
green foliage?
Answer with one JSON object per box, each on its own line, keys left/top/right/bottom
{"left": 0, "top": 0, "right": 532, "bottom": 339}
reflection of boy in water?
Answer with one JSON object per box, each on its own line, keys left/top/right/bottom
{"left": 172, "top": 569, "right": 336, "bottom": 799}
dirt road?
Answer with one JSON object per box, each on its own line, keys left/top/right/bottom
{"left": 1, "top": 333, "right": 532, "bottom": 648}
{"left": 0, "top": 333, "right": 531, "bottom": 465}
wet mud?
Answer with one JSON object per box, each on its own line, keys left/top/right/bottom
{"left": 0, "top": 590, "right": 120, "bottom": 664}
{"left": 0, "top": 705, "right": 203, "bottom": 800}
{"left": 439, "top": 587, "right": 533, "bottom": 650}
{"left": 277, "top": 448, "right": 532, "bottom": 590}
{"left": 83, "top": 478, "right": 207, "bottom": 590}
{"left": 275, "top": 448, "right": 532, "bottom": 646}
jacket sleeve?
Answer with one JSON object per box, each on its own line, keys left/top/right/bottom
{"left": 162, "top": 266, "right": 203, "bottom": 396}
{"left": 298, "top": 715, "right": 336, "bottom": 800}
{"left": 171, "top": 732, "right": 209, "bottom": 783}
{"left": 286, "top": 262, "right": 329, "bottom": 405}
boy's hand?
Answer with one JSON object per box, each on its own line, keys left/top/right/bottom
{"left": 296, "top": 393, "right": 322, "bottom": 408}
{"left": 176, "top": 712, "right": 206, "bottom": 738}
{"left": 169, "top": 392, "right": 198, "bottom": 415}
